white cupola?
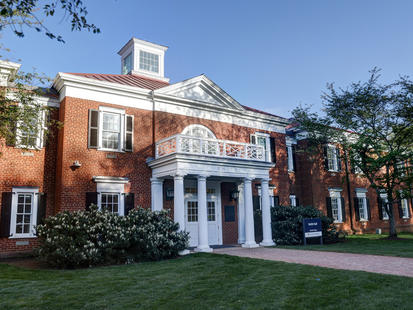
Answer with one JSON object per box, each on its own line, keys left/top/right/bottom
{"left": 117, "top": 38, "right": 169, "bottom": 82}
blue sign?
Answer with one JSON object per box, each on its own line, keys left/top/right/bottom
{"left": 303, "top": 218, "right": 322, "bottom": 238}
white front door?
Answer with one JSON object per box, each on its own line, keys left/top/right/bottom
{"left": 184, "top": 180, "right": 222, "bottom": 247}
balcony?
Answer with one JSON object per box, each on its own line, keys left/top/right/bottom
{"left": 155, "top": 134, "right": 267, "bottom": 162}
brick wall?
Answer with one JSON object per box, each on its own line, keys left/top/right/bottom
{"left": 0, "top": 109, "right": 58, "bottom": 255}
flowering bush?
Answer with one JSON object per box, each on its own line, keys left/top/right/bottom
{"left": 36, "top": 205, "right": 188, "bottom": 268}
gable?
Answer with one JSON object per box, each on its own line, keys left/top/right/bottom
{"left": 155, "top": 75, "right": 245, "bottom": 111}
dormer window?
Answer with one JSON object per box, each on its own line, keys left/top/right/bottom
{"left": 122, "top": 53, "right": 132, "bottom": 74}
{"left": 139, "top": 51, "right": 159, "bottom": 73}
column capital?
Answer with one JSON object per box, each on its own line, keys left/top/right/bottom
{"left": 150, "top": 177, "right": 163, "bottom": 184}
{"left": 243, "top": 177, "right": 253, "bottom": 183}
{"left": 173, "top": 173, "right": 186, "bottom": 180}
{"left": 197, "top": 174, "right": 209, "bottom": 181}
{"left": 260, "top": 178, "right": 271, "bottom": 184}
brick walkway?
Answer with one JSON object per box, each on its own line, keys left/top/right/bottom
{"left": 213, "top": 247, "right": 413, "bottom": 277}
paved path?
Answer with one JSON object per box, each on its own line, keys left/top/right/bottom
{"left": 213, "top": 247, "right": 413, "bottom": 277}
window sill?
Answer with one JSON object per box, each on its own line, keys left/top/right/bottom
{"left": 328, "top": 170, "right": 340, "bottom": 173}
{"left": 334, "top": 221, "right": 343, "bottom": 224}
{"left": 9, "top": 235, "right": 37, "bottom": 239}
{"left": 97, "top": 148, "right": 125, "bottom": 153}
{"left": 359, "top": 219, "right": 369, "bottom": 222}
{"left": 288, "top": 170, "right": 295, "bottom": 173}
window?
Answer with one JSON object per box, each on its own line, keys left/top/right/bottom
{"left": 101, "top": 193, "right": 120, "bottom": 214}
{"left": 16, "top": 109, "right": 46, "bottom": 149}
{"left": 251, "top": 132, "right": 274, "bottom": 162}
{"left": 88, "top": 107, "right": 134, "bottom": 152}
{"left": 289, "top": 195, "right": 297, "bottom": 207}
{"left": 139, "top": 51, "right": 159, "bottom": 73}
{"left": 328, "top": 190, "right": 343, "bottom": 222}
{"left": 10, "top": 187, "right": 39, "bottom": 238}
{"left": 397, "top": 161, "right": 406, "bottom": 177}
{"left": 122, "top": 53, "right": 132, "bottom": 74}
{"left": 325, "top": 145, "right": 341, "bottom": 172}
{"left": 287, "top": 145, "right": 295, "bottom": 172}
{"left": 187, "top": 201, "right": 198, "bottom": 222}
{"left": 95, "top": 179, "right": 126, "bottom": 216}
{"left": 401, "top": 199, "right": 409, "bottom": 218}
{"left": 380, "top": 194, "right": 389, "bottom": 220}
{"left": 102, "top": 112, "right": 121, "bottom": 150}
{"left": 355, "top": 190, "right": 369, "bottom": 221}
{"left": 207, "top": 201, "right": 216, "bottom": 221}
{"left": 181, "top": 124, "right": 217, "bottom": 155}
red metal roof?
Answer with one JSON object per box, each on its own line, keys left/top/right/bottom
{"left": 241, "top": 105, "right": 284, "bottom": 119}
{"left": 66, "top": 72, "right": 169, "bottom": 90}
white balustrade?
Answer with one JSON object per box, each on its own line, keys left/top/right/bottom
{"left": 155, "top": 134, "right": 267, "bottom": 161}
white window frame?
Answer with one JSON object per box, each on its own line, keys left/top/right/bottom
{"left": 355, "top": 190, "right": 368, "bottom": 221}
{"left": 96, "top": 182, "right": 125, "bottom": 216}
{"left": 139, "top": 50, "right": 160, "bottom": 74}
{"left": 329, "top": 189, "right": 343, "bottom": 223}
{"left": 98, "top": 106, "right": 125, "bottom": 152}
{"left": 257, "top": 185, "right": 275, "bottom": 209}
{"left": 380, "top": 193, "right": 390, "bottom": 220}
{"left": 287, "top": 145, "right": 294, "bottom": 172}
{"left": 16, "top": 108, "right": 46, "bottom": 149}
{"left": 289, "top": 194, "right": 297, "bottom": 207}
{"left": 327, "top": 145, "right": 339, "bottom": 172}
{"left": 9, "top": 187, "right": 39, "bottom": 238}
{"left": 401, "top": 198, "right": 409, "bottom": 219}
{"left": 251, "top": 132, "right": 271, "bottom": 162}
{"left": 122, "top": 52, "right": 132, "bottom": 74}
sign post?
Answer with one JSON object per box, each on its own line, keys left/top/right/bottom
{"left": 303, "top": 218, "right": 323, "bottom": 246}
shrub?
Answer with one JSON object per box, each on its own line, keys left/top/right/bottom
{"left": 257, "top": 205, "right": 338, "bottom": 245}
{"left": 36, "top": 205, "right": 188, "bottom": 268}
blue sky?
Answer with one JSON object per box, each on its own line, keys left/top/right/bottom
{"left": 2, "top": 0, "right": 413, "bottom": 118}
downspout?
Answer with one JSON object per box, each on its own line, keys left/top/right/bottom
{"left": 151, "top": 90, "right": 156, "bottom": 157}
{"left": 343, "top": 150, "right": 356, "bottom": 234}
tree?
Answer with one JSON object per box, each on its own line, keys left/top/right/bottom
{"left": 292, "top": 69, "right": 413, "bottom": 237}
{"left": 0, "top": 0, "right": 100, "bottom": 42}
{"left": 0, "top": 0, "right": 99, "bottom": 150}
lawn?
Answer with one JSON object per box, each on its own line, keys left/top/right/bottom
{"left": 278, "top": 233, "right": 413, "bottom": 258}
{"left": 1, "top": 253, "right": 413, "bottom": 310}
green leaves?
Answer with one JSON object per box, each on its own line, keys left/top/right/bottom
{"left": 0, "top": 0, "right": 100, "bottom": 42}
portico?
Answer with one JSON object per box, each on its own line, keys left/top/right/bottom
{"left": 148, "top": 126, "right": 276, "bottom": 251}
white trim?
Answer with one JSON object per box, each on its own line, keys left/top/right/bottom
{"left": 329, "top": 189, "right": 343, "bottom": 223}
{"left": 95, "top": 180, "right": 126, "bottom": 216}
{"left": 53, "top": 73, "right": 288, "bottom": 134}
{"left": 9, "top": 187, "right": 39, "bottom": 238}
{"left": 289, "top": 194, "right": 297, "bottom": 207}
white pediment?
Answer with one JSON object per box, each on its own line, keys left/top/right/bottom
{"left": 155, "top": 75, "right": 245, "bottom": 111}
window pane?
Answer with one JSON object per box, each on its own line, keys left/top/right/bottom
{"left": 208, "top": 201, "right": 216, "bottom": 221}
{"left": 139, "top": 51, "right": 159, "bottom": 73}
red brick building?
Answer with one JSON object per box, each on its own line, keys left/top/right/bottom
{"left": 0, "top": 38, "right": 412, "bottom": 256}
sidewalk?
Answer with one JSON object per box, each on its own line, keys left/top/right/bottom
{"left": 213, "top": 246, "right": 413, "bottom": 277}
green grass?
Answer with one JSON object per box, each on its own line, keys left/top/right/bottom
{"left": 278, "top": 233, "right": 413, "bottom": 258}
{"left": 1, "top": 253, "right": 413, "bottom": 310}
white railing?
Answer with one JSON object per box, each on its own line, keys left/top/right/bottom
{"left": 155, "top": 134, "right": 267, "bottom": 161}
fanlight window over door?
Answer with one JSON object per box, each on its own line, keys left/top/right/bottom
{"left": 181, "top": 124, "right": 217, "bottom": 155}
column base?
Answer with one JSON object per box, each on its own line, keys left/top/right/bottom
{"left": 242, "top": 241, "right": 259, "bottom": 248}
{"left": 194, "top": 245, "right": 213, "bottom": 253}
{"left": 260, "top": 240, "right": 275, "bottom": 246}
{"left": 178, "top": 249, "right": 191, "bottom": 256}
{"left": 238, "top": 238, "right": 246, "bottom": 244}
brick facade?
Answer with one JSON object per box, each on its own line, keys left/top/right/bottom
{"left": 0, "top": 80, "right": 412, "bottom": 257}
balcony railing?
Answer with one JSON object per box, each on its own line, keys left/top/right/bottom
{"left": 155, "top": 134, "right": 267, "bottom": 161}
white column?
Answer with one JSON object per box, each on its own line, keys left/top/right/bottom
{"left": 151, "top": 178, "right": 163, "bottom": 212}
{"left": 260, "top": 179, "right": 275, "bottom": 246}
{"left": 237, "top": 183, "right": 246, "bottom": 244}
{"left": 174, "top": 174, "right": 189, "bottom": 255}
{"left": 195, "top": 175, "right": 212, "bottom": 252}
{"left": 173, "top": 174, "right": 185, "bottom": 231}
{"left": 242, "top": 178, "right": 259, "bottom": 248}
